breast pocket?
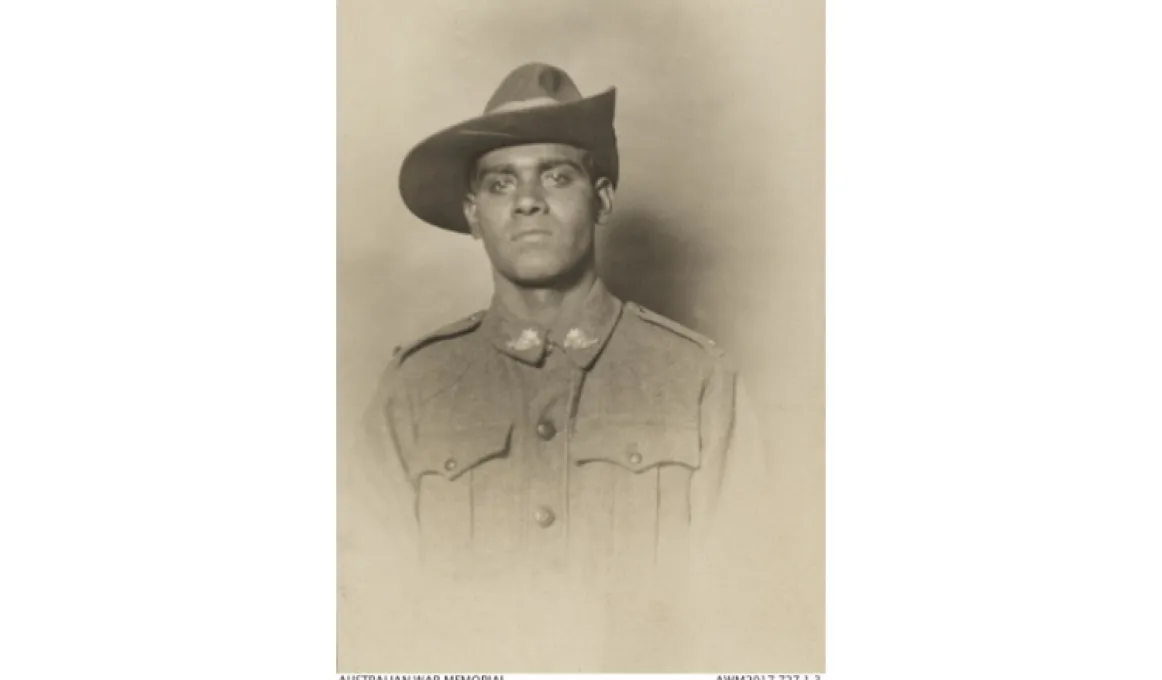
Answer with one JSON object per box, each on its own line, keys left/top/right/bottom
{"left": 570, "top": 423, "right": 701, "bottom": 567}
{"left": 406, "top": 423, "right": 513, "bottom": 564}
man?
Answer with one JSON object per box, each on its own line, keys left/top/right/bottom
{"left": 339, "top": 63, "right": 775, "bottom": 671}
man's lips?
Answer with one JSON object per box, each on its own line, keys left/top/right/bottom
{"left": 511, "top": 229, "right": 553, "bottom": 242}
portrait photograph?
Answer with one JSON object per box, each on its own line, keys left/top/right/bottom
{"left": 337, "top": 0, "right": 824, "bottom": 671}
{"left": 7, "top": 2, "right": 1157, "bottom": 679}
{"left": 6, "top": 3, "right": 1160, "bottom": 679}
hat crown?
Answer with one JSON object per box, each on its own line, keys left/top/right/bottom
{"left": 484, "top": 63, "right": 583, "bottom": 114}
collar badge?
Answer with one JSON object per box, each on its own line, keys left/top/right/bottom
{"left": 507, "top": 328, "right": 543, "bottom": 352}
{"left": 563, "top": 327, "right": 598, "bottom": 350}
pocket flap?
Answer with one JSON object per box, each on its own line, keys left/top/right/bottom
{"left": 406, "top": 423, "right": 513, "bottom": 483}
{"left": 570, "top": 423, "right": 700, "bottom": 472}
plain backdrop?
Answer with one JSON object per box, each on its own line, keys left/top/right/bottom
{"left": 338, "top": 0, "right": 824, "bottom": 669}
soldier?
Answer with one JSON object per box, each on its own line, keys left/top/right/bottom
{"left": 340, "top": 63, "right": 776, "bottom": 671}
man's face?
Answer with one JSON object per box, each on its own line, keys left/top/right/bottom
{"left": 464, "top": 143, "right": 612, "bottom": 287}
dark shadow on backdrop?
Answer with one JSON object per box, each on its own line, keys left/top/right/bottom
{"left": 598, "top": 205, "right": 714, "bottom": 333}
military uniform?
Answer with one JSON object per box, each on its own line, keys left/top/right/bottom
{"left": 366, "top": 280, "right": 767, "bottom": 568}
{"left": 339, "top": 280, "right": 774, "bottom": 669}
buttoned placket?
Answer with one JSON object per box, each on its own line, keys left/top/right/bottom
{"left": 504, "top": 338, "right": 588, "bottom": 570}
{"left": 478, "top": 282, "right": 621, "bottom": 572}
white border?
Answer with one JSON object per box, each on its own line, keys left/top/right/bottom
{"left": 0, "top": 2, "right": 336, "bottom": 677}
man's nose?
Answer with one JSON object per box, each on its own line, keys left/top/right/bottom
{"left": 513, "top": 183, "right": 547, "bottom": 216}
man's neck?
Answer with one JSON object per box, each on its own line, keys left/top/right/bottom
{"left": 492, "top": 268, "right": 598, "bottom": 332}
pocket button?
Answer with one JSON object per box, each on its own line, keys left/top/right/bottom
{"left": 533, "top": 506, "right": 556, "bottom": 528}
{"left": 535, "top": 420, "right": 557, "bottom": 441}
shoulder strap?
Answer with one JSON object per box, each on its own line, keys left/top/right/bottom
{"left": 624, "top": 301, "right": 724, "bottom": 356}
{"left": 392, "top": 310, "right": 486, "bottom": 366}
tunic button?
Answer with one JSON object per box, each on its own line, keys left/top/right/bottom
{"left": 443, "top": 458, "right": 457, "bottom": 472}
{"left": 535, "top": 419, "right": 557, "bottom": 441}
{"left": 628, "top": 451, "right": 643, "bottom": 465}
{"left": 533, "top": 506, "right": 556, "bottom": 528}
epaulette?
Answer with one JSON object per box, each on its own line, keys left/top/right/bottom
{"left": 625, "top": 301, "right": 725, "bottom": 357}
{"left": 391, "top": 310, "right": 486, "bottom": 366}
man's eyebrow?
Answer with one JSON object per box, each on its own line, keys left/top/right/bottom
{"left": 477, "top": 163, "right": 516, "bottom": 178}
{"left": 536, "top": 158, "right": 584, "bottom": 174}
{"left": 477, "top": 158, "right": 584, "bottom": 178}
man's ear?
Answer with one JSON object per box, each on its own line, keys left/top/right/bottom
{"left": 463, "top": 193, "right": 482, "bottom": 240}
{"left": 593, "top": 177, "right": 615, "bottom": 226}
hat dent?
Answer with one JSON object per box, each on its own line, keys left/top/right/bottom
{"left": 484, "top": 63, "right": 583, "bottom": 113}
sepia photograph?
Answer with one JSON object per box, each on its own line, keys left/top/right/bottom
{"left": 7, "top": 3, "right": 1162, "bottom": 679}
{"left": 337, "top": 0, "right": 824, "bottom": 671}
{"left": 8, "top": 3, "right": 1162, "bottom": 679}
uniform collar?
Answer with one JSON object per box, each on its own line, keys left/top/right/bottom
{"left": 482, "top": 278, "right": 623, "bottom": 369}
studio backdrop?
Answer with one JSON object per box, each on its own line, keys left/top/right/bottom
{"left": 338, "top": 0, "right": 824, "bottom": 669}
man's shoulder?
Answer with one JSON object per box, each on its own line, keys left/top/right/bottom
{"left": 381, "top": 310, "right": 487, "bottom": 388}
{"left": 393, "top": 311, "right": 486, "bottom": 363}
{"left": 618, "top": 301, "right": 731, "bottom": 371}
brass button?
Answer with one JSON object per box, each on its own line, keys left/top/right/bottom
{"left": 535, "top": 419, "right": 557, "bottom": 441}
{"left": 443, "top": 458, "right": 457, "bottom": 472}
{"left": 628, "top": 451, "right": 643, "bottom": 465}
{"left": 533, "top": 506, "right": 556, "bottom": 528}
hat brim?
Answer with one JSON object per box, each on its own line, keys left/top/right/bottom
{"left": 399, "top": 88, "right": 619, "bottom": 234}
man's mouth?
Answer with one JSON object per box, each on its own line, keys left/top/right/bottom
{"left": 512, "top": 229, "right": 553, "bottom": 242}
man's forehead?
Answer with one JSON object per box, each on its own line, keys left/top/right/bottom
{"left": 475, "top": 143, "right": 587, "bottom": 171}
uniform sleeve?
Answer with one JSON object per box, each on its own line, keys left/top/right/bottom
{"left": 337, "top": 362, "right": 423, "bottom": 670}
{"left": 685, "top": 358, "right": 782, "bottom": 667}
{"left": 690, "top": 357, "right": 776, "bottom": 558}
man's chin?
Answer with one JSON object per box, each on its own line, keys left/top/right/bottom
{"left": 505, "top": 262, "right": 579, "bottom": 288}
{"left": 510, "top": 271, "right": 569, "bottom": 288}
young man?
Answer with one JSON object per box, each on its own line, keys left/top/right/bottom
{"left": 340, "top": 63, "right": 775, "bottom": 670}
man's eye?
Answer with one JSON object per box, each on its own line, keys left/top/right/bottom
{"left": 488, "top": 177, "right": 515, "bottom": 192}
{"left": 544, "top": 171, "right": 573, "bottom": 186}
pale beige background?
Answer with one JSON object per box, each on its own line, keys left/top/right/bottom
{"left": 338, "top": 0, "right": 824, "bottom": 670}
